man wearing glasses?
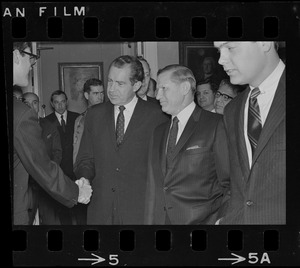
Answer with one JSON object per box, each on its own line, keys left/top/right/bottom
{"left": 214, "top": 79, "right": 239, "bottom": 115}
{"left": 12, "top": 42, "right": 92, "bottom": 225}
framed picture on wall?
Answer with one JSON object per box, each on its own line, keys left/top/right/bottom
{"left": 58, "top": 62, "right": 104, "bottom": 114}
{"left": 179, "top": 42, "right": 227, "bottom": 84}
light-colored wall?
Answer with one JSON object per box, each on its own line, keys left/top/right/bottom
{"left": 39, "top": 42, "right": 122, "bottom": 115}
{"left": 157, "top": 42, "right": 179, "bottom": 75}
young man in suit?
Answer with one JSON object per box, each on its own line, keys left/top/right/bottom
{"left": 144, "top": 64, "right": 230, "bottom": 225}
{"left": 12, "top": 42, "right": 92, "bottom": 225}
{"left": 74, "top": 55, "right": 168, "bottom": 224}
{"left": 213, "top": 41, "right": 285, "bottom": 224}
{"left": 44, "top": 90, "right": 80, "bottom": 224}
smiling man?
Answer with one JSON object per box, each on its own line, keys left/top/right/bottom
{"left": 214, "top": 41, "right": 286, "bottom": 224}
{"left": 144, "top": 64, "right": 230, "bottom": 225}
{"left": 74, "top": 55, "right": 167, "bottom": 224}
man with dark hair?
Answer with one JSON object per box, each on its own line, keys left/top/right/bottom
{"left": 74, "top": 55, "right": 168, "bottom": 224}
{"left": 136, "top": 56, "right": 159, "bottom": 104}
{"left": 195, "top": 80, "right": 218, "bottom": 112}
{"left": 145, "top": 64, "right": 230, "bottom": 224}
{"left": 12, "top": 42, "right": 92, "bottom": 225}
{"left": 44, "top": 90, "right": 80, "bottom": 224}
{"left": 214, "top": 41, "right": 285, "bottom": 224}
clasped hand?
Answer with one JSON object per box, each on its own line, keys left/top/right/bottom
{"left": 75, "top": 177, "right": 93, "bottom": 204}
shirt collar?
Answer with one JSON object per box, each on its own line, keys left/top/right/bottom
{"left": 55, "top": 110, "right": 67, "bottom": 121}
{"left": 172, "top": 101, "right": 196, "bottom": 124}
{"left": 114, "top": 95, "right": 138, "bottom": 114}
{"left": 250, "top": 59, "right": 285, "bottom": 94}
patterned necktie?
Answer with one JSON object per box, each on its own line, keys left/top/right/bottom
{"left": 166, "top": 116, "right": 179, "bottom": 169}
{"left": 116, "top": 106, "right": 125, "bottom": 146}
{"left": 61, "top": 114, "right": 66, "bottom": 132}
{"left": 248, "top": 87, "right": 262, "bottom": 155}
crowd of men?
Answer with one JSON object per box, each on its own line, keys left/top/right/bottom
{"left": 12, "top": 41, "right": 285, "bottom": 225}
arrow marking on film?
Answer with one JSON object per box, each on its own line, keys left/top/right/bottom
{"left": 218, "top": 253, "right": 246, "bottom": 265}
{"left": 78, "top": 253, "right": 106, "bottom": 265}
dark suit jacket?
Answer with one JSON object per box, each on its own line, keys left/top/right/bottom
{"left": 147, "top": 96, "right": 160, "bottom": 105}
{"left": 74, "top": 98, "right": 168, "bottom": 224}
{"left": 145, "top": 105, "right": 230, "bottom": 224}
{"left": 13, "top": 99, "right": 78, "bottom": 225}
{"left": 44, "top": 111, "right": 79, "bottom": 180}
{"left": 220, "top": 71, "right": 286, "bottom": 224}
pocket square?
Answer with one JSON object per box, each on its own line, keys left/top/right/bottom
{"left": 186, "top": 145, "right": 201, "bottom": 150}
{"left": 46, "top": 133, "right": 52, "bottom": 139}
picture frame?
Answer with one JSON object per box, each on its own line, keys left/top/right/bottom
{"left": 179, "top": 42, "right": 227, "bottom": 84}
{"left": 58, "top": 62, "right": 104, "bottom": 114}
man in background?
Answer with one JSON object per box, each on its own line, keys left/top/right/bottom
{"left": 44, "top": 90, "right": 80, "bottom": 224}
{"left": 12, "top": 42, "right": 92, "bottom": 225}
{"left": 214, "top": 41, "right": 285, "bottom": 224}
{"left": 73, "top": 78, "right": 105, "bottom": 164}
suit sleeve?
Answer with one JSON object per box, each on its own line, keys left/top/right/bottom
{"left": 144, "top": 132, "right": 156, "bottom": 224}
{"left": 73, "top": 110, "right": 95, "bottom": 181}
{"left": 14, "top": 108, "right": 79, "bottom": 208}
{"left": 213, "top": 116, "right": 230, "bottom": 218}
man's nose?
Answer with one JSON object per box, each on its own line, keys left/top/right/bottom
{"left": 156, "top": 88, "right": 162, "bottom": 100}
{"left": 218, "top": 50, "right": 228, "bottom": 66}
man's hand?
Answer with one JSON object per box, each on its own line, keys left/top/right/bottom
{"left": 76, "top": 177, "right": 92, "bottom": 204}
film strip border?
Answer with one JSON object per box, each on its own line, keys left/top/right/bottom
{"left": 12, "top": 226, "right": 300, "bottom": 266}
{"left": 4, "top": 1, "right": 300, "bottom": 266}
{"left": 2, "top": 2, "right": 300, "bottom": 41}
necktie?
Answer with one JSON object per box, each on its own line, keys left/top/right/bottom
{"left": 248, "top": 87, "right": 262, "bottom": 155}
{"left": 61, "top": 114, "right": 66, "bottom": 132}
{"left": 166, "top": 116, "right": 179, "bottom": 169}
{"left": 116, "top": 106, "right": 125, "bottom": 146}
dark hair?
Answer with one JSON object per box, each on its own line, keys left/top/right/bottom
{"left": 218, "top": 79, "right": 240, "bottom": 95}
{"left": 196, "top": 80, "right": 218, "bottom": 93}
{"left": 50, "top": 90, "right": 68, "bottom": 102}
{"left": 137, "top": 56, "right": 151, "bottom": 71}
{"left": 157, "top": 64, "right": 196, "bottom": 93}
{"left": 109, "top": 55, "right": 144, "bottom": 85}
{"left": 13, "top": 42, "right": 31, "bottom": 55}
{"left": 83, "top": 78, "right": 103, "bottom": 93}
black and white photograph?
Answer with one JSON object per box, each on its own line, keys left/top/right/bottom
{"left": 3, "top": 1, "right": 299, "bottom": 267}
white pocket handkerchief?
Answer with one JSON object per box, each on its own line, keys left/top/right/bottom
{"left": 186, "top": 145, "right": 201, "bottom": 151}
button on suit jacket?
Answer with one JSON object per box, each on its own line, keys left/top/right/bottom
{"left": 220, "top": 71, "right": 286, "bottom": 224}
{"left": 145, "top": 105, "right": 230, "bottom": 224}
{"left": 74, "top": 98, "right": 168, "bottom": 224}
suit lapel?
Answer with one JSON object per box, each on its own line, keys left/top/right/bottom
{"left": 236, "top": 88, "right": 251, "bottom": 179}
{"left": 106, "top": 102, "right": 118, "bottom": 150}
{"left": 159, "top": 121, "right": 171, "bottom": 177}
{"left": 122, "top": 98, "right": 146, "bottom": 144}
{"left": 252, "top": 71, "right": 285, "bottom": 164}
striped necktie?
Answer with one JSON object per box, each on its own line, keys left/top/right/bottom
{"left": 61, "top": 114, "right": 66, "bottom": 132}
{"left": 247, "top": 87, "right": 262, "bottom": 155}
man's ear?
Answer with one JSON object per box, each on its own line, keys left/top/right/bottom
{"left": 259, "top": 42, "right": 272, "bottom": 52}
{"left": 13, "top": 50, "right": 21, "bottom": 64}
{"left": 133, "top": 81, "right": 142, "bottom": 92}
{"left": 180, "top": 81, "right": 191, "bottom": 95}
{"left": 84, "top": 92, "right": 89, "bottom": 101}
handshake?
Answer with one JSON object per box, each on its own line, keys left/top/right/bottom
{"left": 75, "top": 177, "right": 93, "bottom": 204}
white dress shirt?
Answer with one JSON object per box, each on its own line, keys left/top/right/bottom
{"left": 170, "top": 101, "right": 196, "bottom": 144}
{"left": 141, "top": 95, "right": 148, "bottom": 101}
{"left": 114, "top": 95, "right": 138, "bottom": 133}
{"left": 244, "top": 59, "right": 285, "bottom": 167}
{"left": 55, "top": 110, "right": 67, "bottom": 125}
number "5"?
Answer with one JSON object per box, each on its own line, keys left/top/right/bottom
{"left": 109, "top": 254, "right": 119, "bottom": 266}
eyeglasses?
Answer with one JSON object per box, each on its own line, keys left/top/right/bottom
{"left": 215, "top": 91, "right": 234, "bottom": 101}
{"left": 21, "top": 50, "right": 40, "bottom": 66}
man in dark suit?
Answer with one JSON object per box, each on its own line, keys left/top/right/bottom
{"left": 44, "top": 90, "right": 80, "bottom": 224}
{"left": 214, "top": 41, "right": 285, "bottom": 224}
{"left": 136, "top": 56, "right": 159, "bottom": 105}
{"left": 74, "top": 55, "right": 168, "bottom": 224}
{"left": 12, "top": 42, "right": 92, "bottom": 225}
{"left": 144, "top": 65, "right": 230, "bottom": 225}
